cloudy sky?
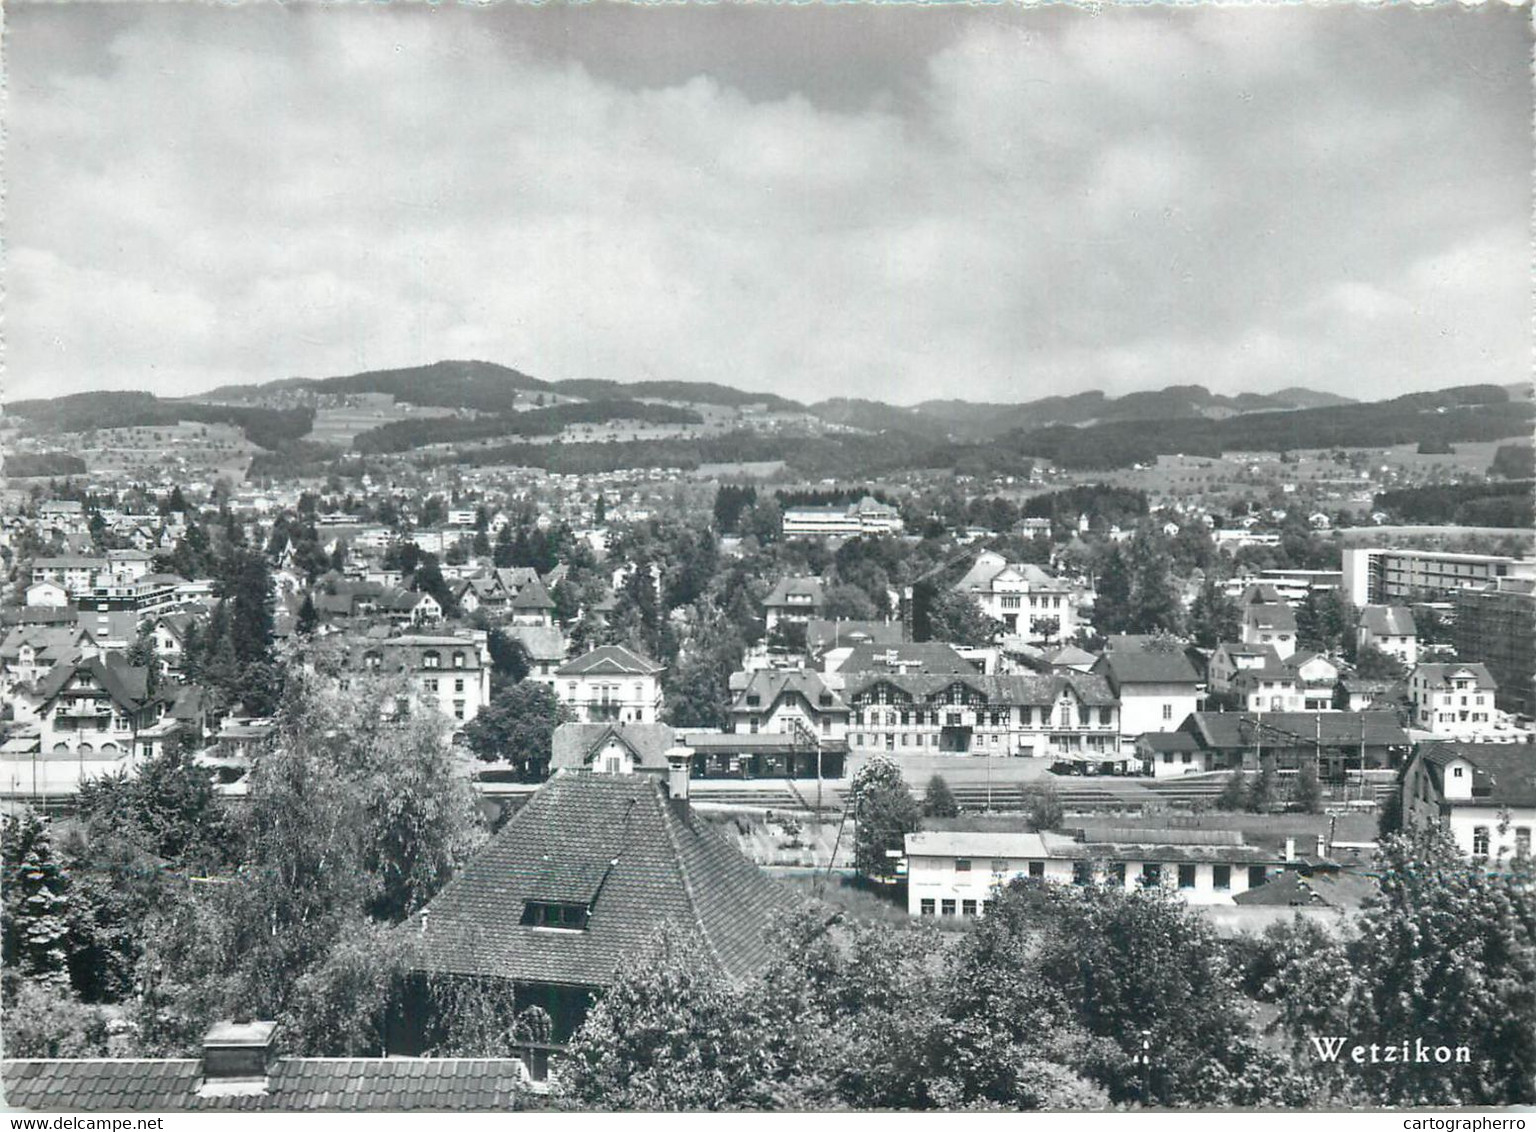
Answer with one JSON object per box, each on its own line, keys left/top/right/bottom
{"left": 6, "top": 2, "right": 1530, "bottom": 405}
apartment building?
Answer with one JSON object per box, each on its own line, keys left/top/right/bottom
{"left": 1454, "top": 577, "right": 1535, "bottom": 716}
{"left": 1342, "top": 547, "right": 1535, "bottom": 607}
{"left": 952, "top": 551, "right": 1078, "bottom": 641}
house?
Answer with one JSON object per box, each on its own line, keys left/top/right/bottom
{"left": 553, "top": 645, "right": 664, "bottom": 724}
{"left": 508, "top": 577, "right": 557, "bottom": 628}
{"left": 2, "top": 1023, "right": 532, "bottom": 1111}
{"left": 843, "top": 670, "right": 1119, "bottom": 760}
{"left": 0, "top": 624, "right": 86, "bottom": 706}
{"left": 1335, "top": 677, "right": 1402, "bottom": 712}
{"left": 24, "top": 580, "right": 68, "bottom": 608}
{"left": 952, "top": 551, "right": 1078, "bottom": 642}
{"left": 836, "top": 641, "right": 978, "bottom": 677}
{"left": 150, "top": 611, "right": 201, "bottom": 675}
{"left": 805, "top": 618, "right": 903, "bottom": 669}
{"left": 1229, "top": 650, "right": 1340, "bottom": 714}
{"left": 396, "top": 769, "right": 792, "bottom": 1049}
{"left": 1137, "top": 731, "right": 1213, "bottom": 778}
{"left": 761, "top": 577, "right": 825, "bottom": 633}
{"left": 1177, "top": 710, "right": 1410, "bottom": 774}
{"left": 1357, "top": 605, "right": 1418, "bottom": 667}
{"left": 1093, "top": 636, "right": 1203, "bottom": 745}
{"left": 727, "top": 669, "right": 849, "bottom": 741}
{"left": 1207, "top": 642, "right": 1275, "bottom": 696}
{"left": 1408, "top": 662, "right": 1500, "bottom": 739}
{"left": 904, "top": 824, "right": 1281, "bottom": 916}
{"left": 30, "top": 555, "right": 107, "bottom": 598}
{"left": 506, "top": 625, "right": 568, "bottom": 683}
{"left": 549, "top": 721, "right": 677, "bottom": 776}
{"left": 345, "top": 633, "right": 492, "bottom": 727}
{"left": 1402, "top": 741, "right": 1536, "bottom": 861}
{"left": 34, "top": 655, "right": 159, "bottom": 756}
{"left": 1240, "top": 600, "right": 1297, "bottom": 660}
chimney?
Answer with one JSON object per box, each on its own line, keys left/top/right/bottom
{"left": 1316, "top": 833, "right": 1328, "bottom": 858}
{"left": 1283, "top": 837, "right": 1296, "bottom": 863}
{"left": 665, "top": 746, "right": 692, "bottom": 802}
{"left": 198, "top": 1020, "right": 278, "bottom": 1097}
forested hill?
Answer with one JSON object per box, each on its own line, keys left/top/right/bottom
{"left": 998, "top": 384, "right": 1533, "bottom": 470}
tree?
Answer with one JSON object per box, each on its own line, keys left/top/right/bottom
{"left": 1292, "top": 759, "right": 1322, "bottom": 814}
{"left": 124, "top": 628, "right": 163, "bottom": 699}
{"left": 1295, "top": 589, "right": 1350, "bottom": 655}
{"left": 486, "top": 629, "right": 532, "bottom": 683}
{"left": 848, "top": 756, "right": 920, "bottom": 884}
{"left": 462, "top": 680, "right": 573, "bottom": 779}
{"left": 1126, "top": 528, "right": 1183, "bottom": 636}
{"left": 1, "top": 811, "right": 73, "bottom": 986}
{"left": 923, "top": 775, "right": 958, "bottom": 819}
{"left": 1187, "top": 577, "right": 1240, "bottom": 650}
{"left": 1021, "top": 781, "right": 1064, "bottom": 832}
{"left": 926, "top": 589, "right": 1002, "bottom": 647}
{"left": 296, "top": 592, "right": 319, "bottom": 637}
{"left": 1246, "top": 758, "right": 1279, "bottom": 813}
{"left": 1216, "top": 770, "right": 1249, "bottom": 812}
{"left": 1093, "top": 548, "right": 1133, "bottom": 636}
{"left": 822, "top": 583, "right": 878, "bottom": 622}
{"left": 1276, "top": 829, "right": 1536, "bottom": 1105}
{"left": 1353, "top": 642, "right": 1406, "bottom": 681}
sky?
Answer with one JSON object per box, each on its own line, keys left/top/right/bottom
{"left": 5, "top": 1, "right": 1531, "bottom": 406}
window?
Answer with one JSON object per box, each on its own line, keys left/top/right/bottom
{"left": 1028, "top": 861, "right": 1045, "bottom": 879}
{"left": 1177, "top": 864, "right": 1197, "bottom": 889}
{"left": 1473, "top": 826, "right": 1490, "bottom": 856}
{"left": 1248, "top": 865, "right": 1267, "bottom": 889}
{"left": 957, "top": 897, "right": 980, "bottom": 918}
{"left": 453, "top": 701, "right": 465, "bottom": 720}
{"left": 955, "top": 858, "right": 972, "bottom": 873}
{"left": 1213, "top": 865, "right": 1231, "bottom": 891}
{"left": 1453, "top": 766, "right": 1464, "bottom": 778}
{"left": 604, "top": 756, "right": 622, "bottom": 774}
{"left": 454, "top": 678, "right": 465, "bottom": 693}
{"left": 920, "top": 899, "right": 935, "bottom": 917}
{"left": 1072, "top": 861, "right": 1093, "bottom": 886}
{"left": 1162, "top": 703, "right": 1173, "bottom": 721}
{"left": 520, "top": 901, "right": 589, "bottom": 929}
{"left": 423, "top": 652, "right": 441, "bottom": 669}
{"left": 1099, "top": 708, "right": 1113, "bottom": 726}
{"left": 424, "top": 678, "right": 439, "bottom": 693}
{"left": 452, "top": 652, "right": 465, "bottom": 669}
{"left": 1141, "top": 863, "right": 1163, "bottom": 887}
{"left": 1108, "top": 862, "right": 1127, "bottom": 886}
{"left": 991, "top": 858, "right": 1008, "bottom": 874}
{"left": 940, "top": 899, "right": 956, "bottom": 917}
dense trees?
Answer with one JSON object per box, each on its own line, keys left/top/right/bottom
{"left": 1187, "top": 576, "right": 1240, "bottom": 650}
{"left": 925, "top": 589, "right": 1002, "bottom": 647}
{"left": 847, "top": 757, "right": 920, "bottom": 884}
{"left": 462, "top": 681, "right": 573, "bottom": 779}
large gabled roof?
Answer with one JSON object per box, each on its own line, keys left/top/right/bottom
{"left": 836, "top": 641, "right": 976, "bottom": 675}
{"left": 731, "top": 669, "right": 847, "bottom": 714}
{"left": 509, "top": 577, "right": 556, "bottom": 610}
{"left": 1411, "top": 662, "right": 1497, "bottom": 691}
{"left": 410, "top": 773, "right": 792, "bottom": 987}
{"left": 842, "top": 670, "right": 1117, "bottom": 708}
{"left": 1095, "top": 638, "right": 1200, "bottom": 686}
{"left": 34, "top": 655, "right": 149, "bottom": 712}
{"left": 555, "top": 644, "right": 663, "bottom": 678}
{"left": 1420, "top": 742, "right": 1536, "bottom": 808}
{"left": 1360, "top": 605, "right": 1417, "bottom": 637}
{"left": 549, "top": 722, "right": 678, "bottom": 772}
{"left": 762, "top": 576, "right": 825, "bottom": 608}
{"left": 0, "top": 1058, "right": 531, "bottom": 1112}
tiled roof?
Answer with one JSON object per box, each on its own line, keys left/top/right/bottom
{"left": 730, "top": 669, "right": 847, "bottom": 714}
{"left": 1411, "top": 662, "right": 1497, "bottom": 691}
{"left": 805, "top": 619, "right": 903, "bottom": 653}
{"left": 836, "top": 642, "right": 976, "bottom": 675}
{"left": 411, "top": 773, "right": 792, "bottom": 987}
{"left": 549, "top": 722, "right": 678, "bottom": 771}
{"left": 1184, "top": 711, "right": 1408, "bottom": 750}
{"left": 762, "top": 576, "right": 825, "bottom": 608}
{"left": 504, "top": 625, "right": 567, "bottom": 662}
{"left": 34, "top": 656, "right": 149, "bottom": 712}
{"left": 1420, "top": 742, "right": 1536, "bottom": 808}
{"left": 1243, "top": 603, "right": 1298, "bottom": 633}
{"left": 555, "top": 644, "right": 662, "bottom": 678}
{"left": 1095, "top": 640, "right": 1200, "bottom": 686}
{"left": 509, "top": 578, "right": 556, "bottom": 610}
{"left": 1360, "top": 605, "right": 1417, "bottom": 637}
{"left": 842, "top": 670, "right": 1117, "bottom": 708}
{"left": 0, "top": 1058, "right": 531, "bottom": 1112}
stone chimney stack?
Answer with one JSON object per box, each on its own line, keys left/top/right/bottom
{"left": 665, "top": 746, "right": 692, "bottom": 802}
{"left": 198, "top": 1020, "right": 278, "bottom": 1097}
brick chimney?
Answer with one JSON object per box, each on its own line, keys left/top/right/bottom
{"left": 665, "top": 746, "right": 692, "bottom": 802}
{"left": 198, "top": 1020, "right": 278, "bottom": 1097}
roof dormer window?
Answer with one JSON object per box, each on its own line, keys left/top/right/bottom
{"left": 521, "top": 901, "right": 589, "bottom": 931}
{"left": 423, "top": 652, "right": 441, "bottom": 669}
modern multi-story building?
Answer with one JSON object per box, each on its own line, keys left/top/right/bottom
{"left": 1454, "top": 577, "right": 1535, "bottom": 717}
{"left": 1342, "top": 547, "right": 1535, "bottom": 607}
{"left": 843, "top": 670, "right": 1119, "bottom": 759}
{"left": 780, "top": 496, "right": 903, "bottom": 539}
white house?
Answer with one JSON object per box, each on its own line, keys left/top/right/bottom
{"left": 1408, "top": 662, "right": 1499, "bottom": 739}
{"left": 1402, "top": 741, "right": 1535, "bottom": 861}
{"left": 24, "top": 580, "right": 68, "bottom": 609}
{"left": 345, "top": 632, "right": 493, "bottom": 727}
{"left": 1240, "top": 601, "right": 1297, "bottom": 661}
{"left": 727, "top": 668, "right": 849, "bottom": 741}
{"left": 1357, "top": 605, "right": 1418, "bottom": 667}
{"left": 904, "top": 826, "right": 1280, "bottom": 916}
{"left": 554, "top": 644, "right": 665, "bottom": 724}
{"left": 952, "top": 551, "right": 1078, "bottom": 643}
{"left": 1093, "top": 636, "right": 1202, "bottom": 745}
